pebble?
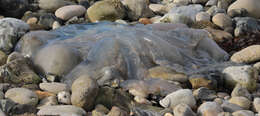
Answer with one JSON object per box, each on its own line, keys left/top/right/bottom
{"left": 5, "top": 88, "right": 38, "bottom": 106}
{"left": 231, "top": 84, "right": 252, "bottom": 100}
{"left": 173, "top": 103, "right": 196, "bottom": 116}
{"left": 37, "top": 105, "right": 86, "bottom": 116}
{"left": 197, "top": 102, "right": 224, "bottom": 116}
{"left": 193, "top": 87, "right": 217, "bottom": 101}
{"left": 55, "top": 5, "right": 86, "bottom": 21}
{"left": 221, "top": 101, "right": 243, "bottom": 113}
{"left": 57, "top": 91, "right": 71, "bottom": 104}
{"left": 37, "top": 96, "right": 58, "bottom": 108}
{"left": 228, "top": 0, "right": 260, "bottom": 19}
{"left": 196, "top": 12, "right": 211, "bottom": 22}
{"left": 212, "top": 13, "right": 233, "bottom": 29}
{"left": 39, "top": 82, "right": 68, "bottom": 94}
{"left": 229, "top": 97, "right": 252, "bottom": 110}
{"left": 0, "top": 51, "right": 7, "bottom": 66}
{"left": 52, "top": 21, "right": 62, "bottom": 29}
{"left": 159, "top": 89, "right": 196, "bottom": 109}
{"left": 39, "top": 0, "right": 76, "bottom": 12}
{"left": 107, "top": 106, "right": 128, "bottom": 116}
{"left": 231, "top": 45, "right": 260, "bottom": 63}
{"left": 254, "top": 98, "right": 260, "bottom": 113}
{"left": 71, "top": 75, "right": 99, "bottom": 111}
{"left": 232, "top": 110, "right": 254, "bottom": 116}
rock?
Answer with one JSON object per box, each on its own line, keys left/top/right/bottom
{"left": 189, "top": 74, "right": 217, "bottom": 89}
{"left": 197, "top": 102, "right": 223, "bottom": 116}
{"left": 39, "top": 82, "right": 68, "bottom": 94}
{"left": 149, "top": 4, "right": 166, "bottom": 14}
{"left": 207, "top": 6, "right": 225, "bottom": 17}
{"left": 218, "top": 112, "right": 233, "bottom": 116}
{"left": 192, "top": 0, "right": 208, "bottom": 4}
{"left": 196, "top": 12, "right": 210, "bottom": 22}
{"left": 107, "top": 106, "right": 128, "bottom": 116}
{"left": 0, "top": 52, "right": 41, "bottom": 85}
{"left": 212, "top": 13, "right": 233, "bottom": 29}
{"left": 5, "top": 88, "right": 38, "bottom": 106}
{"left": 231, "top": 45, "right": 260, "bottom": 63}
{"left": 92, "top": 104, "right": 109, "bottom": 115}
{"left": 65, "top": 16, "right": 85, "bottom": 25}
{"left": 139, "top": 18, "right": 152, "bottom": 25}
{"left": 37, "top": 105, "right": 86, "bottom": 116}
{"left": 228, "top": 0, "right": 260, "bottom": 19}
{"left": 55, "top": 5, "right": 86, "bottom": 21}
{"left": 0, "top": 18, "right": 29, "bottom": 54}
{"left": 39, "top": 0, "right": 76, "bottom": 12}
{"left": 0, "top": 0, "right": 28, "bottom": 18}
{"left": 174, "top": 0, "right": 191, "bottom": 5}
{"left": 227, "top": 9, "right": 248, "bottom": 18}
{"left": 38, "top": 13, "right": 60, "bottom": 29}
{"left": 221, "top": 102, "right": 243, "bottom": 113}
{"left": 173, "top": 103, "right": 196, "bottom": 116}
{"left": 87, "top": 0, "right": 125, "bottom": 22}
{"left": 37, "top": 96, "right": 58, "bottom": 108}
{"left": 0, "top": 92, "right": 4, "bottom": 99}
{"left": 57, "top": 91, "right": 71, "bottom": 104}
{"left": 148, "top": 66, "right": 188, "bottom": 82}
{"left": 35, "top": 90, "right": 56, "bottom": 100}
{"left": 0, "top": 99, "right": 16, "bottom": 114}
{"left": 206, "top": 0, "right": 217, "bottom": 6}
{"left": 231, "top": 84, "right": 252, "bottom": 100}
{"left": 159, "top": 89, "right": 196, "bottom": 109}
{"left": 222, "top": 65, "right": 258, "bottom": 91}
{"left": 161, "top": 4, "right": 203, "bottom": 22}
{"left": 214, "top": 98, "right": 224, "bottom": 105}
{"left": 217, "top": 0, "right": 229, "bottom": 10}
{"left": 71, "top": 75, "right": 99, "bottom": 111}
{"left": 0, "top": 50, "right": 7, "bottom": 66}
{"left": 229, "top": 97, "right": 251, "bottom": 110}
{"left": 52, "top": 21, "right": 61, "bottom": 29}
{"left": 26, "top": 17, "right": 38, "bottom": 25}
{"left": 232, "top": 110, "right": 254, "bottom": 116}
{"left": 124, "top": 0, "right": 154, "bottom": 21}
{"left": 193, "top": 87, "right": 217, "bottom": 102}
{"left": 0, "top": 109, "right": 6, "bottom": 116}
{"left": 34, "top": 44, "right": 82, "bottom": 77}
{"left": 159, "top": 13, "right": 194, "bottom": 25}
{"left": 205, "top": 28, "right": 233, "bottom": 44}
{"left": 254, "top": 98, "right": 260, "bottom": 113}
{"left": 233, "top": 17, "right": 260, "bottom": 37}
{"left": 115, "top": 19, "right": 128, "bottom": 24}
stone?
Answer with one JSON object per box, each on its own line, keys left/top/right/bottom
{"left": 205, "top": 28, "right": 233, "bottom": 44}
{"left": 0, "top": 99, "right": 16, "bottom": 114}
{"left": 0, "top": 52, "right": 41, "bottom": 85}
{"left": 222, "top": 65, "right": 258, "bottom": 91}
{"left": 37, "top": 96, "right": 58, "bottom": 108}
{"left": 138, "top": 18, "right": 152, "bottom": 25}
{"left": 217, "top": 0, "right": 229, "bottom": 10}
{"left": 192, "top": 0, "right": 208, "bottom": 4}
{"left": 65, "top": 17, "right": 85, "bottom": 25}
{"left": 26, "top": 17, "right": 38, "bottom": 25}
{"left": 174, "top": 0, "right": 191, "bottom": 5}
{"left": 35, "top": 90, "right": 56, "bottom": 100}
{"left": 37, "top": 105, "right": 86, "bottom": 116}
{"left": 0, "top": 18, "right": 29, "bottom": 54}
{"left": 149, "top": 4, "right": 166, "bottom": 14}
{"left": 5, "top": 88, "right": 38, "bottom": 106}
{"left": 189, "top": 74, "right": 217, "bottom": 89}
{"left": 55, "top": 5, "right": 86, "bottom": 21}
{"left": 52, "top": 21, "right": 61, "bottom": 29}
{"left": 124, "top": 0, "right": 154, "bottom": 21}
{"left": 57, "top": 91, "right": 71, "bottom": 104}
{"left": 196, "top": 12, "right": 210, "bottom": 22}
{"left": 214, "top": 98, "right": 224, "bottom": 105}
{"left": 87, "top": 0, "right": 125, "bottom": 22}
{"left": 207, "top": 6, "right": 225, "bottom": 17}
{"left": 232, "top": 110, "right": 254, "bottom": 116}
{"left": 107, "top": 106, "right": 128, "bottom": 116}
{"left": 206, "top": 0, "right": 217, "bottom": 6}
{"left": 221, "top": 101, "right": 243, "bottom": 113}
{"left": 231, "top": 84, "right": 252, "bottom": 100}
{"left": 39, "top": 82, "right": 68, "bottom": 94}
{"left": 0, "top": 109, "right": 6, "bottom": 116}
{"left": 212, "top": 13, "right": 233, "bottom": 29}
{"left": 159, "top": 89, "right": 196, "bottom": 109}
{"left": 227, "top": 9, "right": 248, "bottom": 18}
{"left": 231, "top": 45, "right": 260, "bottom": 63}
{"left": 148, "top": 66, "right": 188, "bottom": 82}
{"left": 39, "top": 0, "right": 76, "bottom": 12}
{"left": 0, "top": 0, "right": 28, "bottom": 18}
{"left": 34, "top": 44, "right": 82, "bottom": 77}
{"left": 0, "top": 92, "right": 4, "bottom": 99}
{"left": 0, "top": 50, "right": 7, "bottom": 66}
{"left": 228, "top": 0, "right": 260, "bottom": 19}
{"left": 233, "top": 17, "right": 260, "bottom": 37}
{"left": 254, "top": 98, "right": 260, "bottom": 112}
{"left": 229, "top": 97, "right": 251, "bottom": 110}
{"left": 218, "top": 112, "right": 233, "bottom": 116}
{"left": 198, "top": 102, "right": 223, "bottom": 116}
{"left": 93, "top": 104, "right": 109, "bottom": 114}
{"left": 193, "top": 87, "right": 217, "bottom": 102}
{"left": 71, "top": 75, "right": 99, "bottom": 111}
{"left": 159, "top": 13, "right": 193, "bottom": 25}
{"left": 173, "top": 103, "right": 196, "bottom": 116}
{"left": 38, "top": 13, "right": 60, "bottom": 29}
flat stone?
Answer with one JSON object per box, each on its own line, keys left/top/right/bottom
{"left": 5, "top": 88, "right": 38, "bottom": 106}
{"left": 231, "top": 45, "right": 260, "bottom": 63}
{"left": 39, "top": 82, "right": 68, "bottom": 94}
{"left": 37, "top": 105, "right": 86, "bottom": 116}
{"left": 55, "top": 5, "right": 86, "bottom": 21}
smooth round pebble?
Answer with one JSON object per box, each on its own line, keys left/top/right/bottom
{"left": 5, "top": 88, "right": 38, "bottom": 106}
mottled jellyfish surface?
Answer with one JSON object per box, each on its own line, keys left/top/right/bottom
{"left": 15, "top": 22, "right": 229, "bottom": 86}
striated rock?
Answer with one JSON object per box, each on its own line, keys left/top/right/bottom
{"left": 37, "top": 105, "right": 86, "bottom": 116}
{"left": 228, "top": 0, "right": 260, "bottom": 19}
{"left": 198, "top": 102, "right": 223, "bottom": 116}
{"left": 212, "top": 13, "right": 233, "bottom": 29}
{"left": 124, "top": 0, "right": 154, "bottom": 21}
{"left": 71, "top": 75, "right": 99, "bottom": 111}
{"left": 160, "top": 89, "right": 196, "bottom": 109}
{"left": 39, "top": 0, "right": 76, "bottom": 12}
{"left": 87, "top": 0, "right": 125, "bottom": 22}
{"left": 5, "top": 88, "right": 38, "bottom": 106}
{"left": 173, "top": 103, "right": 196, "bottom": 116}
{"left": 231, "top": 45, "right": 260, "bottom": 63}
{"left": 222, "top": 65, "right": 258, "bottom": 91}
{"left": 0, "top": 18, "right": 29, "bottom": 54}
{"left": 39, "top": 82, "right": 68, "bottom": 94}
{"left": 229, "top": 97, "right": 251, "bottom": 110}
{"left": 55, "top": 5, "right": 86, "bottom": 21}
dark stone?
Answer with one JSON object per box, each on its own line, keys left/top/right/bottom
{"left": 0, "top": 0, "right": 29, "bottom": 18}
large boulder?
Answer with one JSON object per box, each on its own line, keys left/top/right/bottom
{"left": 228, "top": 0, "right": 260, "bottom": 19}
{"left": 87, "top": 0, "right": 125, "bottom": 22}
{"left": 0, "top": 18, "right": 29, "bottom": 54}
